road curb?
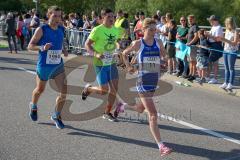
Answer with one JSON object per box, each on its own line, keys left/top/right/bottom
{"left": 161, "top": 74, "right": 240, "bottom": 97}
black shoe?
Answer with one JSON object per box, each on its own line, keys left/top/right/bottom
{"left": 177, "top": 72, "right": 182, "bottom": 77}
{"left": 102, "top": 113, "right": 118, "bottom": 122}
{"left": 188, "top": 76, "right": 196, "bottom": 81}
{"left": 82, "top": 83, "right": 91, "bottom": 100}
{"left": 184, "top": 75, "right": 190, "bottom": 79}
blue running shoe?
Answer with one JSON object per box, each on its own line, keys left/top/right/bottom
{"left": 51, "top": 115, "right": 65, "bottom": 129}
{"left": 29, "top": 103, "right": 38, "bottom": 121}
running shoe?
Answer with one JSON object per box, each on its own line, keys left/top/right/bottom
{"left": 51, "top": 115, "right": 65, "bottom": 129}
{"left": 159, "top": 144, "right": 173, "bottom": 157}
{"left": 226, "top": 83, "right": 233, "bottom": 90}
{"left": 82, "top": 83, "right": 91, "bottom": 100}
{"left": 114, "top": 102, "right": 125, "bottom": 118}
{"left": 219, "top": 83, "right": 228, "bottom": 89}
{"left": 208, "top": 78, "right": 218, "bottom": 84}
{"left": 102, "top": 113, "right": 118, "bottom": 122}
{"left": 29, "top": 104, "right": 38, "bottom": 121}
{"left": 187, "top": 75, "right": 196, "bottom": 81}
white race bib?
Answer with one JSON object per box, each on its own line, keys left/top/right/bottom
{"left": 142, "top": 56, "right": 160, "bottom": 72}
{"left": 46, "top": 50, "right": 62, "bottom": 64}
{"left": 102, "top": 52, "right": 114, "bottom": 65}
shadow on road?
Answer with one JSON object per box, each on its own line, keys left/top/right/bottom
{"left": 38, "top": 122, "right": 240, "bottom": 160}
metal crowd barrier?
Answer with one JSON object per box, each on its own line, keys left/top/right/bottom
{"left": 65, "top": 28, "right": 91, "bottom": 54}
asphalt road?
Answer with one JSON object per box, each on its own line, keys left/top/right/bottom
{"left": 0, "top": 51, "right": 240, "bottom": 160}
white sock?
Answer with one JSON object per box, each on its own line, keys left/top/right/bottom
{"left": 157, "top": 141, "right": 164, "bottom": 149}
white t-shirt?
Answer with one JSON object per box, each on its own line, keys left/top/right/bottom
{"left": 155, "top": 23, "right": 163, "bottom": 39}
{"left": 224, "top": 30, "right": 238, "bottom": 53}
{"left": 24, "top": 18, "right": 32, "bottom": 27}
{"left": 209, "top": 25, "right": 223, "bottom": 42}
{"left": 159, "top": 24, "right": 167, "bottom": 46}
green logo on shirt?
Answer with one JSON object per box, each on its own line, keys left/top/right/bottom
{"left": 104, "top": 33, "right": 117, "bottom": 51}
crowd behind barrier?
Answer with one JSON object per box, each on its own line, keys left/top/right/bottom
{"left": 0, "top": 10, "right": 240, "bottom": 88}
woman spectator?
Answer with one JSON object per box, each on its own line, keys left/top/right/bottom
{"left": 16, "top": 15, "right": 25, "bottom": 50}
{"left": 134, "top": 11, "right": 145, "bottom": 39}
{"left": 23, "top": 13, "right": 31, "bottom": 44}
{"left": 218, "top": 17, "right": 239, "bottom": 90}
{"left": 81, "top": 15, "right": 91, "bottom": 46}
{"left": 175, "top": 16, "right": 189, "bottom": 77}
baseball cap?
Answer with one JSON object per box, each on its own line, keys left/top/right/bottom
{"left": 207, "top": 15, "right": 219, "bottom": 21}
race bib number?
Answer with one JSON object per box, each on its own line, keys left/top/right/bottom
{"left": 102, "top": 52, "right": 114, "bottom": 65}
{"left": 142, "top": 56, "right": 160, "bottom": 72}
{"left": 46, "top": 50, "right": 62, "bottom": 64}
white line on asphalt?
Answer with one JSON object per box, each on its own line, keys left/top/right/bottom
{"left": 16, "top": 66, "right": 36, "bottom": 75}
{"left": 158, "top": 113, "right": 240, "bottom": 145}
{"left": 17, "top": 66, "right": 240, "bottom": 146}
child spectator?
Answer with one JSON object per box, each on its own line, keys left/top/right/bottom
{"left": 196, "top": 29, "right": 210, "bottom": 83}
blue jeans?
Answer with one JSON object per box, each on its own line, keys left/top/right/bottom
{"left": 223, "top": 53, "right": 237, "bottom": 84}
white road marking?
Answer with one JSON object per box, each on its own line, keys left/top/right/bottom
{"left": 16, "top": 66, "right": 36, "bottom": 75}
{"left": 158, "top": 113, "right": 240, "bottom": 145}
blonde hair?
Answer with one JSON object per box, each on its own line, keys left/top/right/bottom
{"left": 225, "top": 17, "right": 237, "bottom": 31}
{"left": 142, "top": 18, "right": 156, "bottom": 29}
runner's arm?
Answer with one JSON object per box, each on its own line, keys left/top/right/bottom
{"left": 28, "top": 27, "right": 49, "bottom": 51}
{"left": 157, "top": 39, "right": 167, "bottom": 61}
{"left": 85, "top": 38, "right": 95, "bottom": 56}
{"left": 122, "top": 40, "right": 140, "bottom": 68}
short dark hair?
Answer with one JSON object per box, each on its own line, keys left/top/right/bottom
{"left": 118, "top": 10, "right": 123, "bottom": 14}
{"left": 101, "top": 9, "right": 113, "bottom": 16}
{"left": 152, "top": 14, "right": 159, "bottom": 20}
{"left": 124, "top": 12, "right": 128, "bottom": 19}
{"left": 170, "top": 19, "right": 177, "bottom": 27}
{"left": 139, "top": 11, "right": 145, "bottom": 16}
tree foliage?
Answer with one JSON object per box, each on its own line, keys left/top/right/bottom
{"left": 1, "top": 0, "right": 240, "bottom": 26}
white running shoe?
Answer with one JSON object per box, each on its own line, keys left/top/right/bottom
{"left": 208, "top": 78, "right": 218, "bottom": 84}
{"left": 219, "top": 83, "right": 228, "bottom": 89}
{"left": 226, "top": 83, "right": 233, "bottom": 90}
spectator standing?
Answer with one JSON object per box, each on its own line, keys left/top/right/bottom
{"left": 205, "top": 15, "right": 224, "bottom": 84}
{"left": 186, "top": 15, "right": 199, "bottom": 81}
{"left": 218, "top": 17, "right": 239, "bottom": 90}
{"left": 5, "top": 12, "right": 17, "bottom": 53}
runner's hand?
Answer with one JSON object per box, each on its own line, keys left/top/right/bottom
{"left": 43, "top": 43, "right": 52, "bottom": 51}
{"left": 95, "top": 54, "right": 104, "bottom": 59}
{"left": 63, "top": 50, "right": 68, "bottom": 57}
{"left": 127, "top": 66, "right": 135, "bottom": 74}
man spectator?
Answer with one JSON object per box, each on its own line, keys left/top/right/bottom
{"left": 30, "top": 12, "right": 40, "bottom": 32}
{"left": 5, "top": 12, "right": 17, "bottom": 53}
{"left": 186, "top": 15, "right": 199, "bottom": 81}
{"left": 205, "top": 15, "right": 224, "bottom": 84}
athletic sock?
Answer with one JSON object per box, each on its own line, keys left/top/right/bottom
{"left": 53, "top": 111, "right": 61, "bottom": 119}
{"left": 157, "top": 141, "right": 164, "bottom": 149}
{"left": 30, "top": 102, "right": 37, "bottom": 110}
